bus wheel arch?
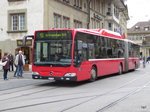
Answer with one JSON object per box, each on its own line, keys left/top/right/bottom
{"left": 89, "top": 65, "right": 97, "bottom": 82}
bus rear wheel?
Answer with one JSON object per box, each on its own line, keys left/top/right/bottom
{"left": 134, "top": 62, "right": 137, "bottom": 69}
{"left": 89, "top": 67, "right": 97, "bottom": 82}
{"left": 118, "top": 65, "right": 122, "bottom": 75}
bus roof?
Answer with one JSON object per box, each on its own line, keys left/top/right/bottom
{"left": 35, "top": 28, "right": 140, "bottom": 45}
{"left": 35, "top": 28, "right": 123, "bottom": 39}
{"left": 75, "top": 28, "right": 122, "bottom": 39}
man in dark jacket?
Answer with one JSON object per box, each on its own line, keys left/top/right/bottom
{"left": 2, "top": 53, "right": 10, "bottom": 80}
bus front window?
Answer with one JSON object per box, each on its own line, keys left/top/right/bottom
{"left": 34, "top": 30, "right": 72, "bottom": 67}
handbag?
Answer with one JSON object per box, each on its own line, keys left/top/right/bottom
{"left": 0, "top": 61, "right": 7, "bottom": 66}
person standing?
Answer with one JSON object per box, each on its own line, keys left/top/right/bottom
{"left": 13, "top": 52, "right": 19, "bottom": 77}
{"left": 15, "top": 51, "right": 25, "bottom": 78}
{"left": 2, "top": 53, "right": 10, "bottom": 80}
{"left": 143, "top": 56, "right": 146, "bottom": 68}
{"left": 8, "top": 52, "right": 14, "bottom": 71}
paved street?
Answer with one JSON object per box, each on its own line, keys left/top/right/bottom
{"left": 0, "top": 70, "right": 51, "bottom": 91}
{"left": 0, "top": 62, "right": 150, "bottom": 112}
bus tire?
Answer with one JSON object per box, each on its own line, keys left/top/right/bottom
{"left": 118, "top": 64, "right": 122, "bottom": 75}
{"left": 89, "top": 67, "right": 97, "bottom": 82}
{"left": 134, "top": 62, "right": 137, "bottom": 69}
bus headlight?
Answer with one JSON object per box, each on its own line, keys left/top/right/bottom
{"left": 32, "top": 72, "right": 39, "bottom": 75}
{"left": 64, "top": 73, "right": 76, "bottom": 77}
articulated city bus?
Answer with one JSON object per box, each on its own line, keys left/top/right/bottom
{"left": 23, "top": 29, "right": 140, "bottom": 82}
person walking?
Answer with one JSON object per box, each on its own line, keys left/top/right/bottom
{"left": 143, "top": 56, "right": 146, "bottom": 68}
{"left": 2, "top": 53, "right": 10, "bottom": 80}
{"left": 146, "top": 56, "right": 150, "bottom": 63}
{"left": 15, "top": 51, "right": 25, "bottom": 78}
{"left": 8, "top": 51, "right": 14, "bottom": 71}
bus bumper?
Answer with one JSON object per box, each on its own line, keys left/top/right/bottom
{"left": 32, "top": 74, "right": 77, "bottom": 81}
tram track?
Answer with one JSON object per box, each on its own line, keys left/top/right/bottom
{"left": 0, "top": 72, "right": 148, "bottom": 112}
{"left": 96, "top": 81, "right": 150, "bottom": 112}
{"left": 59, "top": 72, "right": 149, "bottom": 112}
{"left": 0, "top": 81, "right": 62, "bottom": 102}
{"left": 0, "top": 86, "right": 59, "bottom": 102}
{"left": 0, "top": 80, "right": 51, "bottom": 91}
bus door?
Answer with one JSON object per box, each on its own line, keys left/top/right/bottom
{"left": 74, "top": 41, "right": 90, "bottom": 80}
{"left": 124, "top": 41, "right": 129, "bottom": 72}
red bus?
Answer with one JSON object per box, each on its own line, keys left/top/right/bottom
{"left": 23, "top": 29, "right": 140, "bottom": 82}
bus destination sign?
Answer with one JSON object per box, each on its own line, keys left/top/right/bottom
{"left": 39, "top": 32, "right": 67, "bottom": 38}
{"left": 35, "top": 30, "right": 72, "bottom": 40}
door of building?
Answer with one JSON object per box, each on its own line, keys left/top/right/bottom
{"left": 15, "top": 47, "right": 31, "bottom": 71}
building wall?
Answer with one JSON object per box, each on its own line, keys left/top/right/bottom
{"left": 127, "top": 21, "right": 150, "bottom": 59}
{"left": 119, "top": 11, "right": 128, "bottom": 37}
{"left": 47, "top": 0, "right": 88, "bottom": 29}
{"left": 104, "top": 1, "right": 119, "bottom": 32}
{"left": 0, "top": 0, "right": 129, "bottom": 69}
{"left": 0, "top": 0, "right": 44, "bottom": 56}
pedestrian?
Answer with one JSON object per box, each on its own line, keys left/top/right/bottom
{"left": 146, "top": 56, "right": 150, "bottom": 63}
{"left": 7, "top": 51, "right": 14, "bottom": 71}
{"left": 2, "top": 53, "right": 10, "bottom": 80}
{"left": 13, "top": 52, "right": 18, "bottom": 77}
{"left": 14, "top": 50, "right": 25, "bottom": 78}
{"left": 143, "top": 56, "right": 146, "bottom": 68}
{"left": 13, "top": 64, "right": 18, "bottom": 77}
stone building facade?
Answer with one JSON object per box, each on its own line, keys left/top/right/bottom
{"left": 127, "top": 21, "right": 150, "bottom": 59}
{"left": 0, "top": 0, "right": 128, "bottom": 70}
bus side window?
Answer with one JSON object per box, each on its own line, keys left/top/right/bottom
{"left": 107, "top": 49, "right": 112, "bottom": 58}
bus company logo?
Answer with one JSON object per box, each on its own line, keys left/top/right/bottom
{"left": 39, "top": 33, "right": 45, "bottom": 38}
{"left": 50, "top": 71, "right": 53, "bottom": 75}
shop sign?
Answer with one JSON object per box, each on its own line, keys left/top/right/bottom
{"left": 17, "top": 39, "right": 32, "bottom": 46}
{"left": 93, "top": 13, "right": 102, "bottom": 20}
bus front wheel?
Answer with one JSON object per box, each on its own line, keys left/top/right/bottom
{"left": 89, "top": 67, "right": 97, "bottom": 82}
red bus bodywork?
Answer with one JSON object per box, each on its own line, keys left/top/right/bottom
{"left": 29, "top": 29, "right": 140, "bottom": 82}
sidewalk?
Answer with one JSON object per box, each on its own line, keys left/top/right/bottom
{"left": 0, "top": 70, "right": 32, "bottom": 81}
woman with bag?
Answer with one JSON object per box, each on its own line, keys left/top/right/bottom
{"left": 2, "top": 53, "right": 10, "bottom": 80}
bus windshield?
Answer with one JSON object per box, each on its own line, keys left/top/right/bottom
{"left": 34, "top": 30, "right": 72, "bottom": 67}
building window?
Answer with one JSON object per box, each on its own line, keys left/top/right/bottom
{"left": 107, "top": 8, "right": 112, "bottom": 15}
{"left": 54, "top": 14, "right": 62, "bottom": 29}
{"left": 108, "top": 23, "right": 112, "bottom": 31}
{"left": 10, "top": 13, "right": 25, "bottom": 31}
{"left": 91, "top": 0, "right": 96, "bottom": 10}
{"left": 63, "top": 16, "right": 70, "bottom": 28}
{"left": 74, "top": 20, "right": 82, "bottom": 28}
{"left": 144, "top": 27, "right": 149, "bottom": 31}
{"left": 135, "top": 26, "right": 140, "bottom": 29}
{"left": 74, "top": 0, "right": 82, "bottom": 9}
{"left": 8, "top": 9, "right": 27, "bottom": 32}
{"left": 63, "top": 0, "right": 69, "bottom": 3}
{"left": 9, "top": 13, "right": 26, "bottom": 31}
{"left": 91, "top": 18, "right": 100, "bottom": 29}
{"left": 114, "top": 5, "right": 119, "bottom": 19}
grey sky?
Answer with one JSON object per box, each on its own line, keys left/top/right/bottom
{"left": 126, "top": 0, "right": 150, "bottom": 28}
